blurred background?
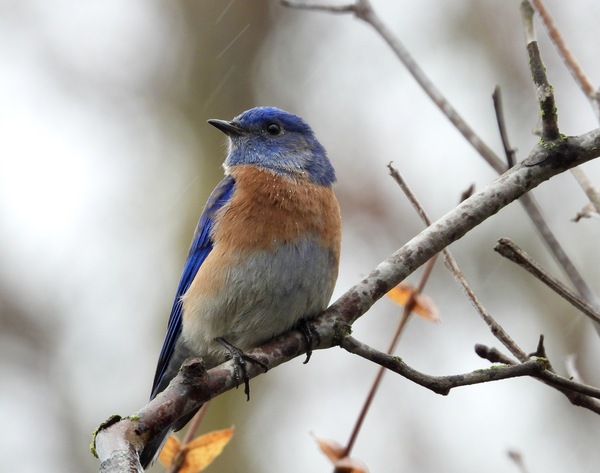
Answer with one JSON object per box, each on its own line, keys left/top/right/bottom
{"left": 1, "top": 1, "right": 600, "bottom": 472}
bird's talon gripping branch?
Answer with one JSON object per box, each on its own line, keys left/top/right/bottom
{"left": 217, "top": 337, "right": 268, "bottom": 400}
{"left": 296, "top": 318, "right": 321, "bottom": 364}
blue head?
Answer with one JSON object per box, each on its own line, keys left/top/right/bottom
{"left": 208, "top": 107, "right": 336, "bottom": 186}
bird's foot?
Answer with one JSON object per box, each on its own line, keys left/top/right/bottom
{"left": 216, "top": 337, "right": 268, "bottom": 401}
{"left": 296, "top": 318, "right": 321, "bottom": 364}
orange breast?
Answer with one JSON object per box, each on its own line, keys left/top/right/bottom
{"left": 213, "top": 165, "right": 341, "bottom": 258}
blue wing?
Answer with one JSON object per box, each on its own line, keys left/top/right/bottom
{"left": 150, "top": 174, "right": 236, "bottom": 399}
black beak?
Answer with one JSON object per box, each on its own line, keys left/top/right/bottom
{"left": 207, "top": 119, "right": 245, "bottom": 136}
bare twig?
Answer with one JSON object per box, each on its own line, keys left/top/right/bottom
{"left": 280, "top": 0, "right": 356, "bottom": 13}
{"left": 387, "top": 162, "right": 528, "bottom": 361}
{"left": 518, "top": 194, "right": 599, "bottom": 307}
{"left": 521, "top": 1, "right": 560, "bottom": 141}
{"left": 341, "top": 336, "right": 548, "bottom": 395}
{"left": 492, "top": 85, "right": 517, "bottom": 167}
{"left": 484, "top": 336, "right": 600, "bottom": 413}
{"left": 571, "top": 166, "right": 600, "bottom": 215}
{"left": 494, "top": 238, "right": 600, "bottom": 325}
{"left": 490, "top": 74, "right": 591, "bottom": 301}
{"left": 341, "top": 256, "right": 435, "bottom": 460}
{"left": 387, "top": 163, "right": 433, "bottom": 226}
{"left": 343, "top": 336, "right": 600, "bottom": 406}
{"left": 475, "top": 344, "right": 518, "bottom": 365}
{"left": 340, "top": 165, "right": 443, "bottom": 460}
{"left": 445, "top": 252, "right": 528, "bottom": 360}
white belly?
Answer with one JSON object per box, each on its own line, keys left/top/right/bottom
{"left": 180, "top": 238, "right": 337, "bottom": 367}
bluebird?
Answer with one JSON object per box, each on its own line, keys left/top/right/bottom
{"left": 140, "top": 107, "right": 342, "bottom": 468}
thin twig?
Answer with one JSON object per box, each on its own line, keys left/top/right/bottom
{"left": 530, "top": 0, "right": 600, "bottom": 118}
{"left": 340, "top": 257, "right": 435, "bottom": 459}
{"left": 280, "top": 0, "right": 356, "bottom": 13}
{"left": 387, "top": 163, "right": 433, "bottom": 226}
{"left": 571, "top": 166, "right": 600, "bottom": 214}
{"left": 494, "top": 238, "right": 600, "bottom": 325}
{"left": 492, "top": 85, "right": 517, "bottom": 167}
{"left": 387, "top": 164, "right": 524, "bottom": 357}
{"left": 521, "top": 1, "right": 560, "bottom": 141}
{"left": 341, "top": 164, "right": 440, "bottom": 459}
{"left": 444, "top": 252, "right": 528, "bottom": 360}
{"left": 387, "top": 163, "right": 528, "bottom": 361}
{"left": 475, "top": 344, "right": 518, "bottom": 365}
{"left": 343, "top": 336, "right": 600, "bottom": 405}
{"left": 518, "top": 193, "right": 599, "bottom": 309}
{"left": 341, "top": 336, "right": 547, "bottom": 395}
{"left": 489, "top": 69, "right": 597, "bottom": 307}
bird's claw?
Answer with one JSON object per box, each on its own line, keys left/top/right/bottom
{"left": 216, "top": 337, "right": 268, "bottom": 401}
{"left": 297, "top": 318, "right": 320, "bottom": 364}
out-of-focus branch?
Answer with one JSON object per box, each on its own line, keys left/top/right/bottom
{"left": 494, "top": 238, "right": 600, "bottom": 325}
{"left": 518, "top": 193, "right": 599, "bottom": 308}
{"left": 282, "top": 0, "right": 506, "bottom": 173}
{"left": 387, "top": 162, "right": 528, "bottom": 361}
{"left": 492, "top": 85, "right": 517, "bottom": 168}
{"left": 571, "top": 166, "right": 600, "bottom": 216}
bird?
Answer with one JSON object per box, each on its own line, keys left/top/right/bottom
{"left": 140, "top": 106, "right": 342, "bottom": 468}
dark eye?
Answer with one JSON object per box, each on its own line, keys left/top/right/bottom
{"left": 266, "top": 123, "right": 281, "bottom": 135}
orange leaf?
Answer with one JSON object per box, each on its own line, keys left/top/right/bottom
{"left": 312, "top": 434, "right": 370, "bottom": 473}
{"left": 184, "top": 428, "right": 234, "bottom": 472}
{"left": 313, "top": 435, "right": 345, "bottom": 462}
{"left": 387, "top": 282, "right": 440, "bottom": 322}
{"left": 158, "top": 434, "right": 181, "bottom": 467}
{"left": 158, "top": 428, "right": 234, "bottom": 473}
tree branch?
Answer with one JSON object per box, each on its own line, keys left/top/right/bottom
{"left": 494, "top": 238, "right": 600, "bottom": 325}
{"left": 521, "top": 1, "right": 560, "bottom": 141}
{"left": 492, "top": 85, "right": 517, "bottom": 168}
{"left": 341, "top": 336, "right": 549, "bottom": 395}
